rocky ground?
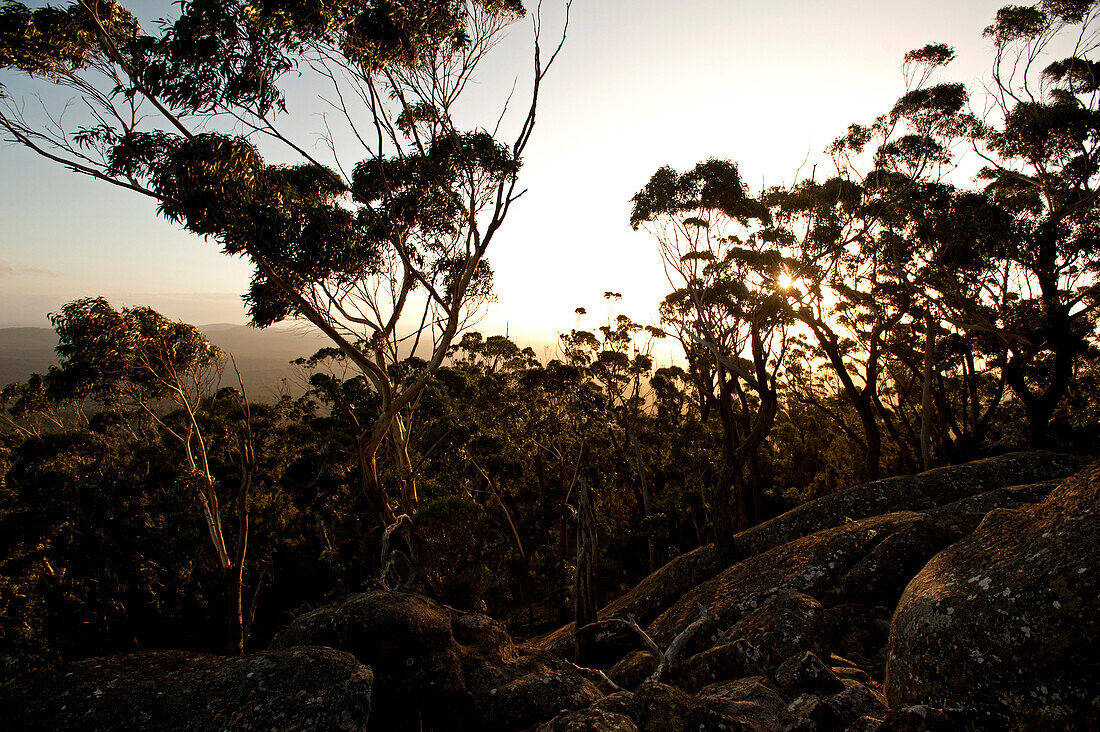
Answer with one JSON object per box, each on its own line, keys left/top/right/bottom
{"left": 1, "top": 451, "right": 1096, "bottom": 730}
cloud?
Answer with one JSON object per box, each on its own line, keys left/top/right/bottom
{"left": 0, "top": 260, "right": 58, "bottom": 277}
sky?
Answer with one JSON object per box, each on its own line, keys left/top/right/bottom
{"left": 0, "top": 0, "right": 1010, "bottom": 361}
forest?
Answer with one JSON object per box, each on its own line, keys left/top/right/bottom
{"left": 0, "top": 1, "right": 1099, "bottom": 730}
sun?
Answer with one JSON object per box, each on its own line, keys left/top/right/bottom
{"left": 778, "top": 272, "right": 794, "bottom": 289}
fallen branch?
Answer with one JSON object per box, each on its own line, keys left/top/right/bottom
{"left": 663, "top": 602, "right": 713, "bottom": 668}
{"left": 562, "top": 659, "right": 625, "bottom": 694}
{"left": 577, "top": 602, "right": 713, "bottom": 685}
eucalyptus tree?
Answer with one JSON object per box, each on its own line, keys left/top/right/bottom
{"left": 568, "top": 297, "right": 665, "bottom": 571}
{"left": 47, "top": 298, "right": 265, "bottom": 652}
{"left": 760, "top": 176, "right": 908, "bottom": 480}
{"left": 0, "top": 371, "right": 88, "bottom": 438}
{"left": 750, "top": 42, "right": 989, "bottom": 478}
{"left": 425, "top": 331, "right": 541, "bottom": 606}
{"left": 0, "top": 0, "right": 571, "bottom": 527}
{"left": 592, "top": 309, "right": 662, "bottom": 571}
{"left": 50, "top": 299, "right": 226, "bottom": 534}
{"left": 632, "top": 159, "right": 788, "bottom": 553}
{"left": 956, "top": 0, "right": 1100, "bottom": 446}
{"left": 855, "top": 2, "right": 1100, "bottom": 453}
{"left": 824, "top": 4, "right": 1100, "bottom": 455}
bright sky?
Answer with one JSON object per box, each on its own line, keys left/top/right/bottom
{"left": 0, "top": 0, "right": 1008, "bottom": 363}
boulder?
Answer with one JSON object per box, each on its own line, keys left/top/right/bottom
{"left": 730, "top": 452, "right": 1081, "bottom": 562}
{"left": 825, "top": 518, "right": 955, "bottom": 608}
{"left": 272, "top": 590, "right": 599, "bottom": 730}
{"left": 532, "top": 453, "right": 1082, "bottom": 661}
{"left": 590, "top": 690, "right": 635, "bottom": 717}
{"left": 272, "top": 591, "right": 466, "bottom": 728}
{"left": 632, "top": 680, "right": 692, "bottom": 732}
{"left": 885, "top": 461, "right": 1100, "bottom": 721}
{"left": 866, "top": 704, "right": 977, "bottom": 731}
{"left": 783, "top": 693, "right": 825, "bottom": 727}
{"left": 821, "top": 680, "right": 887, "bottom": 728}
{"left": 647, "top": 512, "right": 927, "bottom": 654}
{"left": 477, "top": 666, "right": 604, "bottom": 731}
{"left": 608, "top": 650, "right": 658, "bottom": 690}
{"left": 687, "top": 676, "right": 784, "bottom": 730}
{"left": 921, "top": 480, "right": 1059, "bottom": 527}
{"left": 718, "top": 590, "right": 832, "bottom": 665}
{"left": 823, "top": 482, "right": 1064, "bottom": 671}
{"left": 774, "top": 652, "right": 845, "bottom": 695}
{"left": 0, "top": 647, "right": 373, "bottom": 731}
{"left": 535, "top": 707, "right": 639, "bottom": 731}
{"left": 456, "top": 614, "right": 603, "bottom": 730}
{"left": 673, "top": 638, "right": 766, "bottom": 692}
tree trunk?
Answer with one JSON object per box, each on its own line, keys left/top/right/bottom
{"left": 862, "top": 402, "right": 882, "bottom": 481}
{"left": 712, "top": 376, "right": 739, "bottom": 562}
{"left": 558, "top": 474, "right": 571, "bottom": 624}
{"left": 389, "top": 413, "right": 418, "bottom": 514}
{"left": 1006, "top": 336, "right": 1074, "bottom": 451}
{"left": 806, "top": 319, "right": 882, "bottom": 481}
{"left": 227, "top": 566, "right": 244, "bottom": 656}
{"left": 358, "top": 437, "right": 397, "bottom": 527}
{"left": 574, "top": 479, "right": 598, "bottom": 664}
{"left": 626, "top": 425, "right": 658, "bottom": 573}
{"left": 921, "top": 312, "right": 935, "bottom": 472}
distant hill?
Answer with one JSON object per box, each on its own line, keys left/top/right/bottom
{"left": 0, "top": 325, "right": 330, "bottom": 402}
{"left": 0, "top": 327, "right": 61, "bottom": 391}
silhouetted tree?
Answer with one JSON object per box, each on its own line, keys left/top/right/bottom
{"left": 963, "top": 0, "right": 1100, "bottom": 446}
{"left": 632, "top": 160, "right": 788, "bottom": 557}
{"left": 0, "top": 0, "right": 572, "bottom": 528}
{"left": 46, "top": 298, "right": 266, "bottom": 653}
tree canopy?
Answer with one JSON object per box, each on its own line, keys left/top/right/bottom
{"left": 1, "top": 0, "right": 571, "bottom": 525}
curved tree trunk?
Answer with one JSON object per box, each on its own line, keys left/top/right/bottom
{"left": 389, "top": 413, "right": 418, "bottom": 514}
{"left": 358, "top": 434, "right": 397, "bottom": 528}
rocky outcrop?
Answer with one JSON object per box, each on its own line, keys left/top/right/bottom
{"left": 533, "top": 544, "right": 722, "bottom": 660}
{"left": 885, "top": 461, "right": 1100, "bottom": 723}
{"left": 647, "top": 511, "right": 928, "bottom": 654}
{"left": 608, "top": 650, "right": 659, "bottom": 690}
{"left": 535, "top": 706, "right": 639, "bottom": 731}
{"left": 688, "top": 676, "right": 785, "bottom": 729}
{"left": 272, "top": 592, "right": 465, "bottom": 720}
{"left": 672, "top": 638, "right": 766, "bottom": 693}
{"left": 533, "top": 452, "right": 1083, "bottom": 658}
{"left": 717, "top": 590, "right": 832, "bottom": 665}
{"left": 729, "top": 452, "right": 1082, "bottom": 560}
{"left": 3, "top": 453, "right": 1090, "bottom": 732}
{"left": 0, "top": 647, "right": 373, "bottom": 731}
{"left": 527, "top": 457, "right": 1090, "bottom": 731}
{"left": 271, "top": 590, "right": 600, "bottom": 731}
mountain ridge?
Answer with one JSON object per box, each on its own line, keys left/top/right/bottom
{"left": 0, "top": 324, "right": 330, "bottom": 400}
